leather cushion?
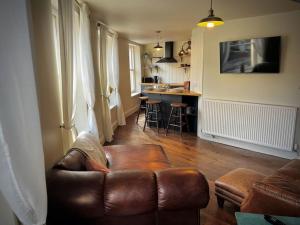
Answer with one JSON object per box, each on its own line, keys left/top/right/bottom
{"left": 156, "top": 168, "right": 209, "bottom": 210}
{"left": 86, "top": 159, "right": 110, "bottom": 173}
{"left": 47, "top": 170, "right": 105, "bottom": 218}
{"left": 54, "top": 149, "right": 87, "bottom": 171}
{"left": 104, "top": 170, "right": 156, "bottom": 216}
{"left": 104, "top": 144, "right": 170, "bottom": 171}
{"left": 215, "top": 168, "right": 265, "bottom": 198}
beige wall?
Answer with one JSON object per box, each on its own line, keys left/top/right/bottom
{"left": 192, "top": 10, "right": 300, "bottom": 152}
{"left": 201, "top": 11, "right": 300, "bottom": 107}
{"left": 29, "top": 0, "right": 64, "bottom": 170}
{"left": 143, "top": 41, "right": 191, "bottom": 83}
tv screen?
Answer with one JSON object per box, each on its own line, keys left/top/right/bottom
{"left": 220, "top": 36, "right": 281, "bottom": 73}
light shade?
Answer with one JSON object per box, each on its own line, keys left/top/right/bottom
{"left": 197, "top": 15, "right": 224, "bottom": 28}
{"left": 197, "top": 3, "right": 224, "bottom": 28}
{"left": 154, "top": 42, "right": 163, "bottom": 51}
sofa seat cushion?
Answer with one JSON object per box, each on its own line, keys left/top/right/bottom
{"left": 104, "top": 144, "right": 171, "bottom": 171}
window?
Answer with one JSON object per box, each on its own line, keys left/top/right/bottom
{"left": 106, "top": 34, "right": 117, "bottom": 108}
{"left": 128, "top": 44, "right": 141, "bottom": 95}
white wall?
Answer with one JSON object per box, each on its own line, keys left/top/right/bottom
{"left": 191, "top": 11, "right": 300, "bottom": 157}
{"left": 143, "top": 41, "right": 191, "bottom": 83}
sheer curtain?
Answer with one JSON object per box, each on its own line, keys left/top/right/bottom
{"left": 0, "top": 1, "right": 47, "bottom": 224}
{"left": 112, "top": 33, "right": 126, "bottom": 125}
{"left": 58, "top": 0, "right": 77, "bottom": 150}
{"left": 97, "top": 24, "right": 113, "bottom": 142}
{"left": 79, "top": 3, "right": 99, "bottom": 138}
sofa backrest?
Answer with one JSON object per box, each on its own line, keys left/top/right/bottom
{"left": 54, "top": 149, "right": 87, "bottom": 171}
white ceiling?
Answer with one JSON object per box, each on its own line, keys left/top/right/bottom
{"left": 84, "top": 0, "right": 300, "bottom": 44}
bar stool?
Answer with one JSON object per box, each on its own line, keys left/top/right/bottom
{"left": 143, "top": 100, "right": 165, "bottom": 133}
{"left": 166, "top": 102, "right": 189, "bottom": 136}
{"left": 136, "top": 96, "right": 149, "bottom": 123}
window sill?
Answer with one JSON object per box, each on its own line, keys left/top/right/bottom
{"left": 131, "top": 92, "right": 140, "bottom": 97}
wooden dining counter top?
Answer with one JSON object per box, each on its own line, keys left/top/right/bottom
{"left": 141, "top": 83, "right": 184, "bottom": 87}
{"left": 143, "top": 90, "right": 201, "bottom": 97}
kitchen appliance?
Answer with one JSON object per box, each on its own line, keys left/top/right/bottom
{"left": 156, "top": 42, "right": 177, "bottom": 63}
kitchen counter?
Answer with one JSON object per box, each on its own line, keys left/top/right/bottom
{"left": 143, "top": 90, "right": 201, "bottom": 97}
{"left": 141, "top": 83, "right": 184, "bottom": 87}
{"left": 142, "top": 89, "right": 200, "bottom": 133}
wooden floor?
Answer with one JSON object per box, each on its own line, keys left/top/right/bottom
{"left": 110, "top": 113, "right": 289, "bottom": 225}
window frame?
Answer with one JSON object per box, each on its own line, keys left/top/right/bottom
{"left": 128, "top": 43, "right": 141, "bottom": 96}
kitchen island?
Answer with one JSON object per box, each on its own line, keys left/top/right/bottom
{"left": 142, "top": 89, "right": 201, "bottom": 134}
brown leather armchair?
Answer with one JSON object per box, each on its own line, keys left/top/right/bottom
{"left": 241, "top": 159, "right": 300, "bottom": 216}
{"left": 46, "top": 144, "right": 210, "bottom": 225}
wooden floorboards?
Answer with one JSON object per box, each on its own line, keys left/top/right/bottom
{"left": 110, "top": 113, "right": 289, "bottom": 225}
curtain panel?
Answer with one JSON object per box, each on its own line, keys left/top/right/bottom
{"left": 0, "top": 1, "right": 47, "bottom": 224}
{"left": 97, "top": 24, "right": 114, "bottom": 142}
{"left": 79, "top": 3, "right": 99, "bottom": 139}
{"left": 58, "top": 0, "right": 77, "bottom": 150}
{"left": 112, "top": 33, "right": 126, "bottom": 126}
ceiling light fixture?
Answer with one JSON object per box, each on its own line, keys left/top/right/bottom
{"left": 154, "top": 31, "right": 163, "bottom": 51}
{"left": 197, "top": 0, "right": 224, "bottom": 28}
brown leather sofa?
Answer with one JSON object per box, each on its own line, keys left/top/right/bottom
{"left": 46, "top": 144, "right": 210, "bottom": 225}
{"left": 241, "top": 159, "right": 300, "bottom": 216}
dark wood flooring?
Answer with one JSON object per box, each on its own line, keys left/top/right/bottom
{"left": 110, "top": 113, "right": 289, "bottom": 225}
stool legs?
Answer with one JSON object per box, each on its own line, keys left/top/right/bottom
{"left": 143, "top": 104, "right": 149, "bottom": 131}
{"left": 143, "top": 102, "right": 163, "bottom": 133}
{"left": 185, "top": 110, "right": 189, "bottom": 133}
{"left": 166, "top": 106, "right": 189, "bottom": 136}
{"left": 179, "top": 108, "right": 182, "bottom": 135}
{"left": 136, "top": 99, "right": 147, "bottom": 124}
{"left": 155, "top": 104, "right": 159, "bottom": 133}
{"left": 136, "top": 104, "right": 141, "bottom": 123}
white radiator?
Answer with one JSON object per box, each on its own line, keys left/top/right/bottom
{"left": 201, "top": 99, "right": 298, "bottom": 151}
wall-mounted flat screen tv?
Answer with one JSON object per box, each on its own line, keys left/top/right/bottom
{"left": 220, "top": 36, "right": 281, "bottom": 73}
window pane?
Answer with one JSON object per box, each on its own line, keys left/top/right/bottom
{"left": 130, "top": 70, "right": 135, "bottom": 92}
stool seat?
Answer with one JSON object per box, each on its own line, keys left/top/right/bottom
{"left": 215, "top": 168, "right": 265, "bottom": 207}
{"left": 147, "top": 100, "right": 161, "bottom": 105}
{"left": 139, "top": 96, "right": 149, "bottom": 100}
{"left": 171, "top": 102, "right": 187, "bottom": 108}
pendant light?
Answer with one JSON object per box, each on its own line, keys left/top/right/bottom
{"left": 154, "top": 31, "right": 163, "bottom": 51}
{"left": 197, "top": 0, "right": 224, "bottom": 28}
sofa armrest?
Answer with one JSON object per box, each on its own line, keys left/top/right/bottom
{"left": 241, "top": 184, "right": 300, "bottom": 217}
{"left": 155, "top": 168, "right": 210, "bottom": 211}
{"left": 104, "top": 169, "right": 156, "bottom": 216}
{"left": 47, "top": 169, "right": 105, "bottom": 219}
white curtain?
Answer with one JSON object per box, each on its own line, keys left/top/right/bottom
{"left": 112, "top": 33, "right": 126, "bottom": 125}
{"left": 98, "top": 24, "right": 114, "bottom": 142}
{"left": 58, "top": 0, "right": 77, "bottom": 150}
{"left": 79, "top": 3, "right": 99, "bottom": 139}
{"left": 0, "top": 1, "right": 47, "bottom": 224}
